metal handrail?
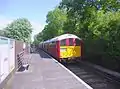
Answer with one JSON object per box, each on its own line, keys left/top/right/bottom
{"left": 17, "top": 51, "right": 24, "bottom": 70}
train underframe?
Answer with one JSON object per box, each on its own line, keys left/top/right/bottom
{"left": 59, "top": 57, "right": 81, "bottom": 63}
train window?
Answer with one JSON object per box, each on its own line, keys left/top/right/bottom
{"left": 69, "top": 38, "right": 73, "bottom": 46}
{"left": 60, "top": 39, "right": 66, "bottom": 46}
{"left": 49, "top": 41, "right": 56, "bottom": 48}
{"left": 51, "top": 41, "right": 56, "bottom": 47}
{"left": 75, "top": 39, "right": 80, "bottom": 46}
{"left": 49, "top": 43, "right": 52, "bottom": 47}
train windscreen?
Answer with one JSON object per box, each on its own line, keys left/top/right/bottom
{"left": 75, "top": 39, "right": 80, "bottom": 46}
{"left": 60, "top": 39, "right": 66, "bottom": 46}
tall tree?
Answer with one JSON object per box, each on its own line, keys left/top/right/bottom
{"left": 5, "top": 18, "right": 32, "bottom": 43}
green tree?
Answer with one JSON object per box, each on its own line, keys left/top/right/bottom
{"left": 59, "top": 0, "right": 120, "bottom": 71}
{"left": 40, "top": 7, "right": 67, "bottom": 41}
{"left": 5, "top": 18, "right": 32, "bottom": 43}
{"left": 33, "top": 32, "right": 43, "bottom": 45}
{"left": 0, "top": 30, "right": 6, "bottom": 36}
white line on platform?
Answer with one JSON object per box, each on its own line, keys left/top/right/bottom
{"left": 42, "top": 50, "right": 93, "bottom": 89}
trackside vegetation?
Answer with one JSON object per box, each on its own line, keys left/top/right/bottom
{"left": 34, "top": 0, "right": 120, "bottom": 72}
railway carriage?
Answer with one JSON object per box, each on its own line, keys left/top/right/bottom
{"left": 39, "top": 34, "right": 83, "bottom": 62}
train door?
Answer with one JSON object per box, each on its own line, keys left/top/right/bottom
{"left": 50, "top": 41, "right": 56, "bottom": 57}
{"left": 60, "top": 39, "right": 67, "bottom": 58}
{"left": 56, "top": 41, "right": 60, "bottom": 59}
{"left": 54, "top": 41, "right": 57, "bottom": 58}
{"left": 67, "top": 38, "right": 74, "bottom": 57}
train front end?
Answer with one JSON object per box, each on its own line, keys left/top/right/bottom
{"left": 59, "top": 37, "right": 83, "bottom": 62}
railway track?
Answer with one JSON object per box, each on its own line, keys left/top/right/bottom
{"left": 63, "top": 61, "right": 120, "bottom": 89}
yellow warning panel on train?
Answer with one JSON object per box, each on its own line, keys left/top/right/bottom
{"left": 60, "top": 46, "right": 81, "bottom": 58}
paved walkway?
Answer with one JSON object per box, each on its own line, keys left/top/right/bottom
{"left": 4, "top": 50, "right": 92, "bottom": 89}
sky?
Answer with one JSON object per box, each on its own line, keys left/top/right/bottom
{"left": 0, "top": 0, "right": 61, "bottom": 41}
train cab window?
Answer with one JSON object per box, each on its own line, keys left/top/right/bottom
{"left": 69, "top": 38, "right": 73, "bottom": 46}
{"left": 75, "top": 39, "right": 80, "bottom": 46}
{"left": 60, "top": 39, "right": 66, "bottom": 46}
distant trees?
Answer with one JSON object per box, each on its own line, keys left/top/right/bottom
{"left": 33, "top": 32, "right": 43, "bottom": 45}
{"left": 4, "top": 18, "right": 32, "bottom": 43}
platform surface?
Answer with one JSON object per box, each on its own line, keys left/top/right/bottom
{"left": 4, "top": 50, "right": 92, "bottom": 89}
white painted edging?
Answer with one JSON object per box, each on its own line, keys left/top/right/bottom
{"left": 43, "top": 51, "right": 93, "bottom": 89}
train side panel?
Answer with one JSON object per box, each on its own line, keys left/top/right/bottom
{"left": 48, "top": 41, "right": 60, "bottom": 60}
{"left": 40, "top": 41, "right": 60, "bottom": 61}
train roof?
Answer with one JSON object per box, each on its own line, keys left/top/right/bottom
{"left": 41, "top": 34, "right": 81, "bottom": 44}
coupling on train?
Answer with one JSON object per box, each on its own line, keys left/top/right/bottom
{"left": 39, "top": 34, "right": 83, "bottom": 62}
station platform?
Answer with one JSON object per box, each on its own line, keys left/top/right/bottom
{"left": 4, "top": 50, "right": 93, "bottom": 89}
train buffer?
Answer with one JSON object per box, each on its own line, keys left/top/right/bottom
{"left": 4, "top": 50, "right": 93, "bottom": 89}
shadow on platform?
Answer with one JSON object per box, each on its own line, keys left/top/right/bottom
{"left": 38, "top": 50, "right": 52, "bottom": 59}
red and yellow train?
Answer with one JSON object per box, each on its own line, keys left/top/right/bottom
{"left": 39, "top": 34, "right": 83, "bottom": 62}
